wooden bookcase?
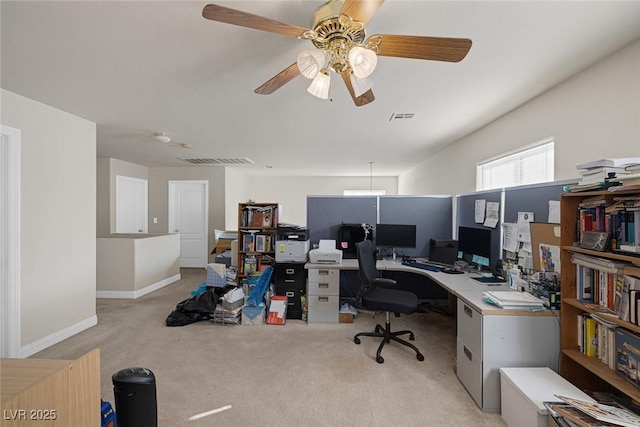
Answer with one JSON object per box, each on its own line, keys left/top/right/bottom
{"left": 560, "top": 189, "right": 640, "bottom": 403}
{"left": 236, "top": 202, "right": 279, "bottom": 283}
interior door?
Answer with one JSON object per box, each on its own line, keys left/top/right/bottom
{"left": 116, "top": 175, "right": 148, "bottom": 233}
{"left": 168, "top": 180, "right": 209, "bottom": 268}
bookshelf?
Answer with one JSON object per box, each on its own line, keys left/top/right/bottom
{"left": 560, "top": 189, "right": 640, "bottom": 403}
{"left": 237, "top": 202, "right": 278, "bottom": 283}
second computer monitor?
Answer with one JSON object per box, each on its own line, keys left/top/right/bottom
{"left": 375, "top": 224, "right": 417, "bottom": 249}
{"left": 457, "top": 226, "right": 492, "bottom": 267}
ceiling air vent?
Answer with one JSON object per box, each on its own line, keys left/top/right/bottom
{"left": 180, "top": 157, "right": 255, "bottom": 165}
{"left": 389, "top": 112, "right": 415, "bottom": 121}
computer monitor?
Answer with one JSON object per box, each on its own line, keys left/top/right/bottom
{"left": 375, "top": 224, "right": 417, "bottom": 248}
{"left": 429, "top": 239, "right": 458, "bottom": 266}
{"left": 457, "top": 226, "right": 492, "bottom": 268}
{"left": 375, "top": 224, "right": 416, "bottom": 260}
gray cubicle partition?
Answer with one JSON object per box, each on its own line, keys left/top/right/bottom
{"left": 306, "top": 196, "right": 378, "bottom": 246}
{"left": 378, "top": 195, "right": 453, "bottom": 258}
{"left": 503, "top": 180, "right": 577, "bottom": 223}
{"left": 455, "top": 189, "right": 503, "bottom": 269}
{"left": 306, "top": 195, "right": 454, "bottom": 302}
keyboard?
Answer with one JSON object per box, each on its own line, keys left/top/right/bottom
{"left": 402, "top": 261, "right": 441, "bottom": 272}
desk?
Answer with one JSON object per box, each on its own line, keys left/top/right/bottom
{"left": 306, "top": 259, "right": 560, "bottom": 413}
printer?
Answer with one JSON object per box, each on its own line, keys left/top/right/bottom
{"left": 308, "top": 240, "right": 343, "bottom": 264}
{"left": 275, "top": 240, "right": 310, "bottom": 263}
{"left": 275, "top": 223, "right": 310, "bottom": 263}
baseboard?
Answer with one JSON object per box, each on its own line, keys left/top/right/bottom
{"left": 96, "top": 273, "right": 181, "bottom": 299}
{"left": 20, "top": 315, "right": 98, "bottom": 358}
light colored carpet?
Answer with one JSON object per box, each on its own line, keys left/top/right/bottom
{"left": 33, "top": 268, "right": 507, "bottom": 427}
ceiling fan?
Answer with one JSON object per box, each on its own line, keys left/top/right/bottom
{"left": 202, "top": 0, "right": 472, "bottom": 107}
{"left": 153, "top": 132, "right": 192, "bottom": 149}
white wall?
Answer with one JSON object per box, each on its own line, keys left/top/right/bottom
{"left": 399, "top": 39, "right": 640, "bottom": 196}
{"left": 232, "top": 175, "right": 398, "bottom": 227}
{"left": 1, "top": 89, "right": 97, "bottom": 356}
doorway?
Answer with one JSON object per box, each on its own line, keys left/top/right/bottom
{"left": 116, "top": 175, "right": 148, "bottom": 233}
{"left": 1, "top": 125, "right": 21, "bottom": 357}
{"left": 168, "top": 180, "right": 209, "bottom": 268}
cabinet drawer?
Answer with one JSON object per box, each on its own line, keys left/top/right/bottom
{"left": 307, "top": 268, "right": 339, "bottom": 284}
{"left": 275, "top": 263, "right": 306, "bottom": 285}
{"left": 307, "top": 280, "right": 339, "bottom": 296}
{"left": 274, "top": 284, "right": 305, "bottom": 319}
{"left": 456, "top": 337, "right": 482, "bottom": 409}
{"left": 307, "top": 295, "right": 339, "bottom": 324}
{"left": 457, "top": 298, "right": 482, "bottom": 359}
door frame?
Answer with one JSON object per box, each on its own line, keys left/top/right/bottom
{"left": 168, "top": 180, "right": 209, "bottom": 267}
{"left": 1, "top": 124, "right": 21, "bottom": 357}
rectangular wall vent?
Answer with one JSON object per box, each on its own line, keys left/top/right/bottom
{"left": 389, "top": 112, "right": 415, "bottom": 120}
{"left": 180, "top": 157, "right": 255, "bottom": 165}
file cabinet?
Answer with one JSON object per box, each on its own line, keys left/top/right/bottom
{"left": 455, "top": 295, "right": 560, "bottom": 413}
{"left": 274, "top": 263, "right": 306, "bottom": 319}
{"left": 307, "top": 267, "right": 339, "bottom": 324}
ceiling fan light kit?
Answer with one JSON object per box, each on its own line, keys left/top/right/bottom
{"left": 154, "top": 132, "right": 171, "bottom": 144}
{"left": 202, "top": 0, "right": 472, "bottom": 106}
{"left": 307, "top": 69, "right": 331, "bottom": 99}
{"left": 350, "top": 73, "right": 374, "bottom": 98}
{"left": 296, "top": 49, "right": 326, "bottom": 79}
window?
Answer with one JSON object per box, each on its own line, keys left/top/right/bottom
{"left": 477, "top": 139, "right": 554, "bottom": 191}
{"left": 343, "top": 189, "right": 386, "bottom": 196}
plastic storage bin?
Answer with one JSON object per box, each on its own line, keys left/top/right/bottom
{"left": 112, "top": 367, "right": 157, "bottom": 427}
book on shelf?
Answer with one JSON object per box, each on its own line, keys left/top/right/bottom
{"left": 615, "top": 328, "right": 640, "bottom": 393}
{"left": 580, "top": 166, "right": 633, "bottom": 176}
{"left": 580, "top": 171, "right": 631, "bottom": 185}
{"left": 620, "top": 244, "right": 640, "bottom": 254}
{"left": 585, "top": 316, "right": 598, "bottom": 357}
{"left": 610, "top": 184, "right": 640, "bottom": 193}
{"left": 582, "top": 302, "right": 620, "bottom": 318}
{"left": 568, "top": 182, "right": 619, "bottom": 193}
{"left": 571, "top": 253, "right": 628, "bottom": 273}
{"left": 242, "top": 254, "right": 257, "bottom": 275}
{"left": 577, "top": 158, "right": 640, "bottom": 170}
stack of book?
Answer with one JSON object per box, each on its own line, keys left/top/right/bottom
{"left": 567, "top": 158, "right": 640, "bottom": 192}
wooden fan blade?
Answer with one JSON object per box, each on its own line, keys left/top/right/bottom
{"left": 341, "top": 0, "right": 385, "bottom": 26}
{"left": 202, "top": 4, "right": 311, "bottom": 38}
{"left": 340, "top": 71, "right": 375, "bottom": 107}
{"left": 254, "top": 63, "right": 301, "bottom": 95}
{"left": 375, "top": 34, "right": 472, "bottom": 62}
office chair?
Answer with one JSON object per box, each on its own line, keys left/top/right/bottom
{"left": 353, "top": 240, "right": 425, "bottom": 364}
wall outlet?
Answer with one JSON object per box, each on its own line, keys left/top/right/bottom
{"left": 153, "top": 217, "right": 158, "bottom": 224}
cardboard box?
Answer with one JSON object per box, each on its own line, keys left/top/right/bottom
{"left": 500, "top": 367, "right": 595, "bottom": 427}
{"left": 339, "top": 313, "right": 354, "bottom": 323}
{"left": 241, "top": 305, "right": 265, "bottom": 325}
{"left": 211, "top": 231, "right": 238, "bottom": 254}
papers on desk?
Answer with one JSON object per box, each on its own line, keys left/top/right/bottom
{"left": 482, "top": 291, "right": 545, "bottom": 309}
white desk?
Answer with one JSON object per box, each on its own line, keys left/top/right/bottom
{"left": 305, "top": 259, "right": 560, "bottom": 413}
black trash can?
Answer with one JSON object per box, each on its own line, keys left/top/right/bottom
{"left": 112, "top": 367, "right": 157, "bottom": 427}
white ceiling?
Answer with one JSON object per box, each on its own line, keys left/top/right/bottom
{"left": 2, "top": 1, "right": 640, "bottom": 177}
